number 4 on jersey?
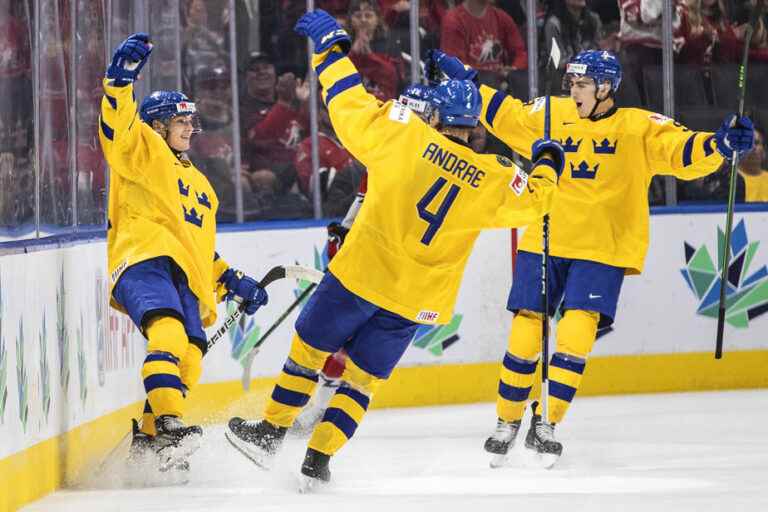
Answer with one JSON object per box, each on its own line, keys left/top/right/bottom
{"left": 417, "top": 177, "right": 460, "bottom": 245}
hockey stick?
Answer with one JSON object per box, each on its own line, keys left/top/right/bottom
{"left": 240, "top": 281, "right": 319, "bottom": 389}
{"left": 715, "top": 2, "right": 763, "bottom": 359}
{"left": 206, "top": 264, "right": 324, "bottom": 352}
{"left": 539, "top": 38, "right": 561, "bottom": 426}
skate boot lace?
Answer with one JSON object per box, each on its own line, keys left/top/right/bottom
{"left": 492, "top": 419, "right": 519, "bottom": 442}
{"left": 535, "top": 419, "right": 557, "bottom": 443}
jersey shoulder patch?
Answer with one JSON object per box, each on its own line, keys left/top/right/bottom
{"left": 388, "top": 100, "right": 412, "bottom": 124}
{"left": 509, "top": 167, "right": 529, "bottom": 196}
{"left": 648, "top": 113, "right": 672, "bottom": 125}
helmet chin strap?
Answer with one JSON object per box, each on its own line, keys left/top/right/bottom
{"left": 587, "top": 83, "right": 612, "bottom": 120}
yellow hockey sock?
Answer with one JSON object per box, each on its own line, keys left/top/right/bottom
{"left": 546, "top": 309, "right": 598, "bottom": 424}
{"left": 143, "top": 316, "right": 188, "bottom": 418}
{"left": 308, "top": 358, "right": 378, "bottom": 455}
{"left": 179, "top": 343, "right": 204, "bottom": 393}
{"left": 264, "top": 334, "right": 328, "bottom": 428}
{"left": 140, "top": 400, "right": 156, "bottom": 436}
{"left": 497, "top": 310, "right": 542, "bottom": 422}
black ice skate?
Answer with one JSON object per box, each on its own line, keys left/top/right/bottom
{"left": 298, "top": 448, "right": 331, "bottom": 493}
{"left": 153, "top": 415, "right": 203, "bottom": 472}
{"left": 127, "top": 418, "right": 155, "bottom": 464}
{"left": 524, "top": 402, "right": 563, "bottom": 469}
{"left": 225, "top": 417, "right": 287, "bottom": 469}
{"left": 484, "top": 418, "right": 522, "bottom": 468}
{"left": 123, "top": 418, "right": 190, "bottom": 487}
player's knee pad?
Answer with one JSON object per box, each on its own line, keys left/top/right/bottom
{"left": 145, "top": 315, "right": 188, "bottom": 361}
{"left": 179, "top": 342, "right": 204, "bottom": 392}
{"left": 507, "top": 309, "right": 544, "bottom": 360}
{"left": 556, "top": 309, "right": 599, "bottom": 358}
{"left": 288, "top": 333, "right": 333, "bottom": 371}
{"left": 340, "top": 358, "right": 383, "bottom": 397}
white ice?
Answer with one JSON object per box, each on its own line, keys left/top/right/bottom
{"left": 23, "top": 389, "right": 768, "bottom": 512}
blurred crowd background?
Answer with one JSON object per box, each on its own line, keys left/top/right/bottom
{"left": 1, "top": 0, "right": 766, "bottom": 242}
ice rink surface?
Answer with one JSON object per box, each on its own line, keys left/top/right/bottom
{"left": 24, "top": 389, "right": 768, "bottom": 512}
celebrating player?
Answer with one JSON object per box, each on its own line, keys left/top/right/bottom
{"left": 290, "top": 82, "right": 441, "bottom": 436}
{"left": 224, "top": 9, "right": 564, "bottom": 490}
{"left": 428, "top": 48, "right": 755, "bottom": 466}
{"left": 98, "top": 33, "right": 269, "bottom": 474}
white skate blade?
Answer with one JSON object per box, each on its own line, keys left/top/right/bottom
{"left": 297, "top": 473, "right": 328, "bottom": 493}
{"left": 224, "top": 428, "right": 274, "bottom": 469}
{"left": 489, "top": 453, "right": 508, "bottom": 468}
{"left": 156, "top": 434, "right": 201, "bottom": 472}
{"left": 539, "top": 452, "right": 560, "bottom": 469}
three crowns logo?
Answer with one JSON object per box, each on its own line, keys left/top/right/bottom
{"left": 681, "top": 219, "right": 768, "bottom": 327}
{"left": 570, "top": 161, "right": 599, "bottom": 179}
{"left": 593, "top": 138, "right": 617, "bottom": 154}
{"left": 561, "top": 136, "right": 582, "bottom": 153}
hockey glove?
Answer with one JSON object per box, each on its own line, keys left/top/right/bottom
{"left": 294, "top": 9, "right": 351, "bottom": 55}
{"left": 426, "top": 49, "right": 478, "bottom": 85}
{"left": 219, "top": 268, "right": 269, "bottom": 315}
{"left": 532, "top": 138, "right": 565, "bottom": 178}
{"left": 715, "top": 114, "right": 754, "bottom": 159}
{"left": 106, "top": 32, "right": 153, "bottom": 86}
{"left": 327, "top": 222, "right": 350, "bottom": 260}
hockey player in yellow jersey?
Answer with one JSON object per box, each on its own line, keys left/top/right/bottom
{"left": 98, "top": 33, "right": 268, "bottom": 472}
{"left": 224, "top": 9, "right": 563, "bottom": 490}
{"left": 428, "top": 48, "right": 755, "bottom": 466}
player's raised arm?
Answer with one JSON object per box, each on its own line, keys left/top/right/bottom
{"left": 645, "top": 113, "right": 754, "bottom": 180}
{"left": 294, "top": 10, "right": 398, "bottom": 165}
{"left": 98, "top": 33, "right": 153, "bottom": 163}
{"left": 488, "top": 139, "right": 563, "bottom": 228}
{"left": 426, "top": 49, "right": 540, "bottom": 158}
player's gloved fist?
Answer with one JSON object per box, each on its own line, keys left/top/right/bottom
{"left": 294, "top": 9, "right": 351, "bottom": 54}
{"left": 106, "top": 32, "right": 153, "bottom": 86}
{"left": 715, "top": 114, "right": 754, "bottom": 159}
{"left": 425, "top": 49, "right": 477, "bottom": 85}
{"left": 326, "top": 221, "right": 350, "bottom": 260}
{"left": 532, "top": 138, "right": 565, "bottom": 178}
{"left": 219, "top": 268, "right": 269, "bottom": 315}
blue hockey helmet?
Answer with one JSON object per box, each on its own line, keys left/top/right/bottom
{"left": 398, "top": 83, "right": 437, "bottom": 119}
{"left": 430, "top": 79, "right": 481, "bottom": 128}
{"left": 563, "top": 50, "right": 622, "bottom": 93}
{"left": 139, "top": 90, "right": 201, "bottom": 132}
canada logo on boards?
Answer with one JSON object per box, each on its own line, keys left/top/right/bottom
{"left": 680, "top": 219, "right": 768, "bottom": 327}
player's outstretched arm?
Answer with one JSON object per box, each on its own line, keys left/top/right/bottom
{"left": 426, "top": 49, "right": 539, "bottom": 158}
{"left": 491, "top": 138, "right": 563, "bottom": 227}
{"left": 294, "top": 10, "right": 396, "bottom": 165}
{"left": 99, "top": 33, "right": 153, "bottom": 160}
{"left": 646, "top": 113, "right": 754, "bottom": 181}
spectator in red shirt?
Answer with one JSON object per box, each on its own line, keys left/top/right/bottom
{"left": 440, "top": 0, "right": 528, "bottom": 87}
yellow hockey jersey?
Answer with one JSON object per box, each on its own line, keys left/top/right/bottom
{"left": 99, "top": 79, "right": 223, "bottom": 327}
{"left": 314, "top": 49, "right": 558, "bottom": 325}
{"left": 740, "top": 170, "right": 768, "bottom": 202}
{"left": 479, "top": 88, "right": 725, "bottom": 274}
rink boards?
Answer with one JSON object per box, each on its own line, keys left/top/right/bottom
{"left": 1, "top": 210, "right": 767, "bottom": 509}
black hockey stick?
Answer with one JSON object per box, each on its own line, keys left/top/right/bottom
{"left": 715, "top": 2, "right": 763, "bottom": 359}
{"left": 240, "top": 281, "right": 319, "bottom": 389}
{"left": 539, "top": 38, "right": 561, "bottom": 425}
{"left": 206, "top": 264, "right": 324, "bottom": 352}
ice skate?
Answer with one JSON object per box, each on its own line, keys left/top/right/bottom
{"left": 153, "top": 415, "right": 203, "bottom": 472}
{"left": 524, "top": 402, "right": 563, "bottom": 469}
{"left": 298, "top": 448, "right": 331, "bottom": 493}
{"left": 484, "top": 418, "right": 521, "bottom": 468}
{"left": 225, "top": 417, "right": 287, "bottom": 469}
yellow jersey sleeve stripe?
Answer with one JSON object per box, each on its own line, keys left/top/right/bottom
{"left": 325, "top": 73, "right": 363, "bottom": 105}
